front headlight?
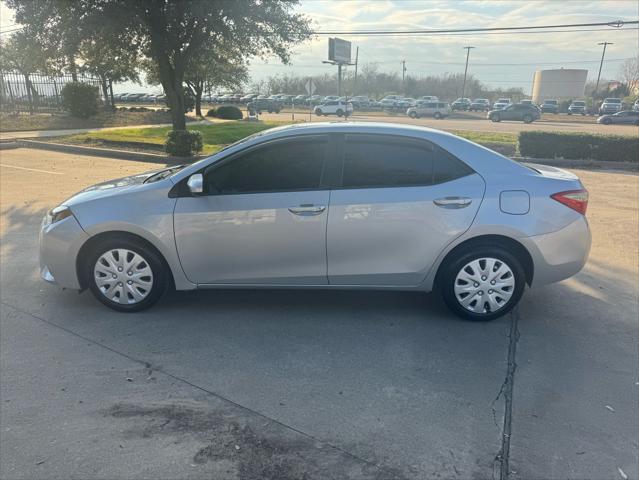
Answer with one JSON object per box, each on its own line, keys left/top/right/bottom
{"left": 45, "top": 205, "right": 72, "bottom": 225}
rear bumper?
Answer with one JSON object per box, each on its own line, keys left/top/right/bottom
{"left": 39, "top": 214, "right": 88, "bottom": 290}
{"left": 523, "top": 216, "right": 591, "bottom": 287}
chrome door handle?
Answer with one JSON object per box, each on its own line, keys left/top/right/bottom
{"left": 434, "top": 197, "right": 472, "bottom": 209}
{"left": 288, "top": 204, "right": 326, "bottom": 216}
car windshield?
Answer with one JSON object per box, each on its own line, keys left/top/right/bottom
{"left": 606, "top": 99, "right": 621, "bottom": 103}
{"left": 545, "top": 100, "right": 557, "bottom": 105}
{"left": 573, "top": 102, "right": 585, "bottom": 106}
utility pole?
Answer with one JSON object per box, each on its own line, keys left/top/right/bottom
{"left": 353, "top": 46, "right": 359, "bottom": 96}
{"left": 401, "top": 60, "right": 407, "bottom": 93}
{"left": 594, "top": 41, "right": 613, "bottom": 96}
{"left": 461, "top": 46, "right": 475, "bottom": 100}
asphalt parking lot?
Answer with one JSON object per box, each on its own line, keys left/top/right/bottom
{"left": 1, "top": 149, "right": 637, "bottom": 479}
{"left": 261, "top": 111, "right": 639, "bottom": 136}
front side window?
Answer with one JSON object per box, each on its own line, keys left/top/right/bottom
{"left": 204, "top": 138, "right": 327, "bottom": 194}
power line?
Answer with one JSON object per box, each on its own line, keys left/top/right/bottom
{"left": 313, "top": 19, "right": 639, "bottom": 35}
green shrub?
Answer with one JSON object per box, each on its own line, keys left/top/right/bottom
{"left": 519, "top": 131, "right": 639, "bottom": 163}
{"left": 60, "top": 82, "right": 100, "bottom": 118}
{"left": 213, "top": 105, "right": 243, "bottom": 120}
{"left": 165, "top": 130, "right": 203, "bottom": 157}
{"left": 206, "top": 108, "right": 217, "bottom": 117}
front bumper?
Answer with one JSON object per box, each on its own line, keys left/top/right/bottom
{"left": 523, "top": 216, "right": 592, "bottom": 287}
{"left": 39, "top": 213, "right": 89, "bottom": 289}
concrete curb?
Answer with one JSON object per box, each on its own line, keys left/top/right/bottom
{"left": 16, "top": 139, "right": 204, "bottom": 164}
{"left": 11, "top": 139, "right": 638, "bottom": 172}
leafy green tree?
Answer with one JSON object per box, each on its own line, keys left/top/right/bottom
{"left": 78, "top": 37, "right": 140, "bottom": 109}
{"left": 0, "top": 30, "right": 52, "bottom": 113}
{"left": 10, "top": 0, "right": 312, "bottom": 130}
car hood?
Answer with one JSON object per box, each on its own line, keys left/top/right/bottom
{"left": 61, "top": 168, "right": 167, "bottom": 207}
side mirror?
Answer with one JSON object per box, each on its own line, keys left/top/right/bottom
{"left": 187, "top": 173, "right": 203, "bottom": 195}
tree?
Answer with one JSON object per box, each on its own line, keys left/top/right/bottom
{"left": 618, "top": 57, "right": 639, "bottom": 94}
{"left": 78, "top": 37, "right": 140, "bottom": 109}
{"left": 0, "top": 30, "right": 51, "bottom": 113}
{"left": 10, "top": 0, "right": 312, "bottom": 130}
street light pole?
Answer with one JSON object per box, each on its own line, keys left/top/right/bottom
{"left": 594, "top": 41, "right": 613, "bottom": 95}
{"left": 461, "top": 46, "right": 475, "bottom": 100}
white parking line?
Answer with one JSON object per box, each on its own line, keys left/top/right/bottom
{"left": 0, "top": 164, "right": 63, "bottom": 175}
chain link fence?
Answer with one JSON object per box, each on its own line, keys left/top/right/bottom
{"left": 0, "top": 71, "right": 105, "bottom": 114}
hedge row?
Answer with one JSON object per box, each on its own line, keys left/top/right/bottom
{"left": 519, "top": 132, "right": 639, "bottom": 163}
{"left": 206, "top": 105, "right": 243, "bottom": 120}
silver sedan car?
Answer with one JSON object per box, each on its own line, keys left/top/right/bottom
{"left": 39, "top": 123, "right": 591, "bottom": 320}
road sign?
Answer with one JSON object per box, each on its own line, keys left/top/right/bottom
{"left": 305, "top": 78, "right": 316, "bottom": 95}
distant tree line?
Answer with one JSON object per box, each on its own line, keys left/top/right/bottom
{"left": 253, "top": 63, "right": 526, "bottom": 101}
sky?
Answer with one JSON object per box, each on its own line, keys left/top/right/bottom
{"left": 1, "top": 0, "right": 638, "bottom": 94}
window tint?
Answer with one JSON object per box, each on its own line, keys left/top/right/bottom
{"left": 342, "top": 136, "right": 433, "bottom": 188}
{"left": 204, "top": 138, "right": 326, "bottom": 194}
{"left": 341, "top": 135, "right": 474, "bottom": 189}
{"left": 433, "top": 147, "right": 474, "bottom": 184}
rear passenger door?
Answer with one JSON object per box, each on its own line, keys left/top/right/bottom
{"left": 326, "top": 134, "right": 485, "bottom": 286}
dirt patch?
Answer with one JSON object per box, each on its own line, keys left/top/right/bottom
{"left": 105, "top": 401, "right": 404, "bottom": 480}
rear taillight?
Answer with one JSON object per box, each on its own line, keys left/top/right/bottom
{"left": 551, "top": 189, "right": 589, "bottom": 215}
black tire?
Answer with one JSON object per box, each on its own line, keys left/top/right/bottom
{"left": 523, "top": 114, "right": 533, "bottom": 124}
{"left": 602, "top": 118, "right": 612, "bottom": 125}
{"left": 567, "top": 112, "right": 572, "bottom": 115}
{"left": 336, "top": 109, "right": 344, "bottom": 117}
{"left": 490, "top": 114, "right": 500, "bottom": 122}
{"left": 439, "top": 246, "right": 526, "bottom": 321}
{"left": 434, "top": 112, "right": 442, "bottom": 119}
{"left": 315, "top": 109, "right": 322, "bottom": 116}
{"left": 409, "top": 111, "right": 417, "bottom": 119}
{"left": 85, "top": 236, "right": 168, "bottom": 312}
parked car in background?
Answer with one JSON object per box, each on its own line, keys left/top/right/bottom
{"left": 492, "top": 98, "right": 511, "bottom": 110}
{"left": 240, "top": 93, "right": 257, "bottom": 103}
{"left": 293, "top": 95, "right": 308, "bottom": 105}
{"left": 323, "top": 95, "right": 340, "bottom": 102}
{"left": 380, "top": 98, "right": 398, "bottom": 109}
{"left": 599, "top": 98, "right": 623, "bottom": 115}
{"left": 308, "top": 95, "right": 324, "bottom": 105}
{"left": 451, "top": 98, "right": 471, "bottom": 111}
{"left": 597, "top": 110, "right": 639, "bottom": 125}
{"left": 39, "top": 122, "right": 591, "bottom": 321}
{"left": 407, "top": 101, "right": 451, "bottom": 119}
{"left": 540, "top": 99, "right": 559, "bottom": 114}
{"left": 568, "top": 101, "right": 587, "bottom": 115}
{"left": 633, "top": 99, "right": 639, "bottom": 112}
{"left": 247, "top": 98, "right": 282, "bottom": 114}
{"left": 314, "top": 100, "right": 353, "bottom": 117}
{"left": 350, "top": 96, "right": 370, "bottom": 109}
{"left": 488, "top": 103, "right": 541, "bottom": 123}
{"left": 469, "top": 99, "right": 491, "bottom": 111}
{"left": 419, "top": 95, "right": 439, "bottom": 102}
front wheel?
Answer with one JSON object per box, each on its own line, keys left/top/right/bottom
{"left": 602, "top": 118, "right": 612, "bottom": 125}
{"left": 86, "top": 237, "right": 168, "bottom": 312}
{"left": 490, "top": 114, "right": 500, "bottom": 122}
{"left": 409, "top": 111, "right": 417, "bottom": 119}
{"left": 336, "top": 109, "right": 344, "bottom": 117}
{"left": 315, "top": 109, "right": 322, "bottom": 116}
{"left": 523, "top": 114, "right": 533, "bottom": 124}
{"left": 440, "top": 247, "right": 526, "bottom": 321}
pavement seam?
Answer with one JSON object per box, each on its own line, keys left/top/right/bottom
{"left": 492, "top": 307, "right": 521, "bottom": 480}
{"left": 1, "top": 300, "right": 404, "bottom": 479}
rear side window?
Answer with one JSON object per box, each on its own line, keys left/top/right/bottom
{"left": 204, "top": 137, "right": 327, "bottom": 194}
{"left": 342, "top": 135, "right": 433, "bottom": 188}
{"left": 340, "top": 135, "right": 473, "bottom": 189}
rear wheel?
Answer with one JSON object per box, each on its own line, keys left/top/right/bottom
{"left": 440, "top": 246, "right": 525, "bottom": 321}
{"left": 490, "top": 114, "right": 501, "bottom": 122}
{"left": 315, "top": 109, "right": 323, "bottom": 116}
{"left": 602, "top": 117, "right": 612, "bottom": 125}
{"left": 523, "top": 114, "right": 533, "bottom": 124}
{"left": 86, "top": 237, "right": 168, "bottom": 312}
{"left": 409, "top": 111, "right": 417, "bottom": 119}
{"left": 336, "top": 109, "right": 344, "bottom": 117}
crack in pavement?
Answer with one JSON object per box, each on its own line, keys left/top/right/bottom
{"left": 1, "top": 300, "right": 405, "bottom": 480}
{"left": 492, "top": 307, "right": 521, "bottom": 480}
